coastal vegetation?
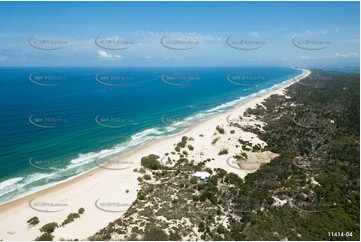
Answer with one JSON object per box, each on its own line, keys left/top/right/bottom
{"left": 35, "top": 232, "right": 54, "bottom": 241}
{"left": 212, "top": 137, "right": 220, "bottom": 145}
{"left": 34, "top": 207, "right": 85, "bottom": 240}
{"left": 141, "top": 154, "right": 161, "bottom": 170}
{"left": 231, "top": 70, "right": 360, "bottom": 240}
{"left": 39, "top": 222, "right": 58, "bottom": 234}
{"left": 175, "top": 136, "right": 188, "bottom": 152}
{"left": 61, "top": 213, "right": 80, "bottom": 226}
{"left": 27, "top": 216, "right": 39, "bottom": 226}
{"left": 218, "top": 148, "right": 228, "bottom": 155}
{"left": 216, "top": 125, "right": 225, "bottom": 134}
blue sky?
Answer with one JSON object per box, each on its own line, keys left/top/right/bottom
{"left": 0, "top": 1, "right": 359, "bottom": 67}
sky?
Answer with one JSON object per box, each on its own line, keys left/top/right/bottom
{"left": 0, "top": 1, "right": 359, "bottom": 67}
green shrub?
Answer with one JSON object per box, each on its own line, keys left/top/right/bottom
{"left": 39, "top": 222, "right": 58, "bottom": 233}
{"left": 78, "top": 208, "right": 85, "bottom": 214}
{"left": 61, "top": 213, "right": 80, "bottom": 226}
{"left": 138, "top": 193, "right": 145, "bottom": 200}
{"left": 187, "top": 145, "right": 194, "bottom": 150}
{"left": 252, "top": 144, "right": 262, "bottom": 152}
{"left": 190, "top": 176, "right": 198, "bottom": 184}
{"left": 35, "top": 232, "right": 54, "bottom": 241}
{"left": 177, "top": 141, "right": 186, "bottom": 148}
{"left": 175, "top": 136, "right": 188, "bottom": 151}
{"left": 218, "top": 148, "right": 228, "bottom": 155}
{"left": 234, "top": 152, "right": 248, "bottom": 160}
{"left": 143, "top": 174, "right": 151, "bottom": 180}
{"left": 143, "top": 227, "right": 168, "bottom": 241}
{"left": 198, "top": 222, "right": 206, "bottom": 232}
{"left": 205, "top": 168, "right": 213, "bottom": 174}
{"left": 212, "top": 137, "right": 220, "bottom": 145}
{"left": 217, "top": 224, "right": 226, "bottom": 234}
{"left": 131, "top": 226, "right": 139, "bottom": 233}
{"left": 169, "top": 231, "right": 182, "bottom": 241}
{"left": 188, "top": 188, "right": 195, "bottom": 193}
{"left": 27, "top": 216, "right": 39, "bottom": 226}
{"left": 216, "top": 125, "right": 225, "bottom": 134}
{"left": 224, "top": 173, "right": 242, "bottom": 186}
{"left": 192, "top": 195, "right": 200, "bottom": 201}
{"left": 141, "top": 154, "right": 161, "bottom": 170}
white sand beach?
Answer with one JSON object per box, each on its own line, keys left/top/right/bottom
{"left": 0, "top": 69, "right": 311, "bottom": 241}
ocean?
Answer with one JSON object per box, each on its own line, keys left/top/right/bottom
{"left": 0, "top": 66, "right": 302, "bottom": 205}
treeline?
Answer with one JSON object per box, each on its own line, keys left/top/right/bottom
{"left": 227, "top": 70, "right": 360, "bottom": 240}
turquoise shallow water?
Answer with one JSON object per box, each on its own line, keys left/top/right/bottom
{"left": 0, "top": 66, "right": 301, "bottom": 204}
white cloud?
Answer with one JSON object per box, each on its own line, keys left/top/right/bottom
{"left": 304, "top": 29, "right": 328, "bottom": 36}
{"left": 248, "top": 31, "right": 260, "bottom": 38}
{"left": 334, "top": 52, "right": 359, "bottom": 58}
{"left": 300, "top": 55, "right": 323, "bottom": 60}
{"left": 97, "top": 50, "right": 121, "bottom": 60}
{"left": 0, "top": 33, "right": 24, "bottom": 38}
{"left": 130, "top": 31, "right": 220, "bottom": 47}
{"left": 290, "top": 28, "right": 334, "bottom": 38}
{"left": 300, "top": 52, "right": 359, "bottom": 60}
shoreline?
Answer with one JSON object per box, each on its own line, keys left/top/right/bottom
{"left": 0, "top": 68, "right": 311, "bottom": 241}
{"left": 0, "top": 67, "right": 303, "bottom": 207}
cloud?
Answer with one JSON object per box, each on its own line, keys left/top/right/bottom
{"left": 334, "top": 52, "right": 359, "bottom": 58}
{"left": 300, "top": 55, "right": 325, "bottom": 60}
{"left": 97, "top": 50, "right": 121, "bottom": 60}
{"left": 130, "top": 31, "right": 220, "bottom": 46}
{"left": 304, "top": 29, "right": 328, "bottom": 36}
{"left": 0, "top": 33, "right": 25, "bottom": 38}
{"left": 290, "top": 28, "right": 334, "bottom": 38}
{"left": 301, "top": 52, "right": 359, "bottom": 60}
{"left": 248, "top": 31, "right": 260, "bottom": 38}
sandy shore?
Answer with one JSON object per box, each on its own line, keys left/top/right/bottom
{"left": 0, "top": 68, "right": 311, "bottom": 241}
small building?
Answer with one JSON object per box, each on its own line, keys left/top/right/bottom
{"left": 193, "top": 171, "right": 211, "bottom": 182}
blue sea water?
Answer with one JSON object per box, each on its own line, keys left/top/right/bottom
{"left": 0, "top": 66, "right": 301, "bottom": 204}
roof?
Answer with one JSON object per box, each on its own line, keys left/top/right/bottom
{"left": 194, "top": 171, "right": 211, "bottom": 180}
